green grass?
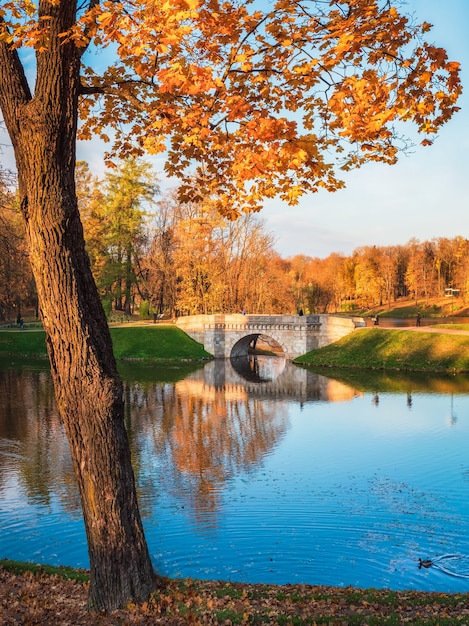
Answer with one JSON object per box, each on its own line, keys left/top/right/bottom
{"left": 0, "top": 558, "right": 89, "bottom": 583}
{"left": 434, "top": 323, "right": 469, "bottom": 331}
{"left": 0, "top": 325, "right": 212, "bottom": 361}
{"left": 0, "top": 329, "right": 47, "bottom": 357}
{"left": 2, "top": 324, "right": 469, "bottom": 373}
{"left": 109, "top": 325, "right": 211, "bottom": 360}
{"left": 295, "top": 328, "right": 469, "bottom": 372}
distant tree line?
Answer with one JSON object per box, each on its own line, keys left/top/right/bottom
{"left": 1, "top": 161, "right": 467, "bottom": 321}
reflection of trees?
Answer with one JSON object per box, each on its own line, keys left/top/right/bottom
{"left": 127, "top": 375, "right": 289, "bottom": 528}
{"left": 5, "top": 362, "right": 468, "bottom": 540}
{"left": 170, "top": 388, "right": 288, "bottom": 525}
{"left": 311, "top": 367, "right": 469, "bottom": 396}
{"left": 0, "top": 367, "right": 80, "bottom": 515}
{"left": 2, "top": 363, "right": 356, "bottom": 531}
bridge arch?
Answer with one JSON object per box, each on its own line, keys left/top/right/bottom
{"left": 230, "top": 353, "right": 287, "bottom": 382}
{"left": 176, "top": 314, "right": 365, "bottom": 360}
{"left": 230, "top": 333, "right": 285, "bottom": 359}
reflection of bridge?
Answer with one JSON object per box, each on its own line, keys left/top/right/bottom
{"left": 177, "top": 360, "right": 362, "bottom": 404}
{"left": 176, "top": 314, "right": 366, "bottom": 359}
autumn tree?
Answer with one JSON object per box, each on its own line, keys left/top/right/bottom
{"left": 173, "top": 198, "right": 225, "bottom": 314}
{"left": 405, "top": 238, "right": 432, "bottom": 304}
{"left": 75, "top": 161, "right": 107, "bottom": 285}
{"left": 434, "top": 236, "right": 465, "bottom": 295}
{"left": 319, "top": 253, "right": 348, "bottom": 313}
{"left": 145, "top": 191, "right": 289, "bottom": 315}
{"left": 143, "top": 192, "right": 179, "bottom": 317}
{"left": 98, "top": 159, "right": 157, "bottom": 314}
{"left": 0, "top": 169, "right": 34, "bottom": 321}
{"left": 0, "top": 0, "right": 461, "bottom": 611}
{"left": 303, "top": 253, "right": 348, "bottom": 313}
{"left": 288, "top": 254, "right": 315, "bottom": 312}
{"left": 452, "top": 238, "right": 469, "bottom": 304}
{"left": 77, "top": 159, "right": 158, "bottom": 315}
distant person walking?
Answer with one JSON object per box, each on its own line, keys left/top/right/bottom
{"left": 416, "top": 312, "right": 421, "bottom": 327}
{"left": 373, "top": 314, "right": 379, "bottom": 326}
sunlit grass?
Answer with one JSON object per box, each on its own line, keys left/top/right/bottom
{"left": 0, "top": 329, "right": 47, "bottom": 357}
{"left": 109, "top": 325, "right": 212, "bottom": 360}
{"left": 295, "top": 328, "right": 469, "bottom": 372}
{"left": 0, "top": 326, "right": 212, "bottom": 361}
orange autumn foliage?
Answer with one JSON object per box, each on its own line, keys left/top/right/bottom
{"left": 0, "top": 0, "right": 461, "bottom": 216}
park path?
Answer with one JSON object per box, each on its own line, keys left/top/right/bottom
{"left": 368, "top": 324, "right": 469, "bottom": 336}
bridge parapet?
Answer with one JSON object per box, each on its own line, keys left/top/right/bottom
{"left": 176, "top": 314, "right": 365, "bottom": 360}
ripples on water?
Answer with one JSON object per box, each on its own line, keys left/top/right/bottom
{"left": 1, "top": 359, "right": 469, "bottom": 593}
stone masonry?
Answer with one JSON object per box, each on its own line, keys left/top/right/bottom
{"left": 176, "top": 314, "right": 366, "bottom": 360}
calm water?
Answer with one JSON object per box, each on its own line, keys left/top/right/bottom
{"left": 1, "top": 357, "right": 469, "bottom": 593}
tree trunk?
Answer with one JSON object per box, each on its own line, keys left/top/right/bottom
{"left": 29, "top": 169, "right": 156, "bottom": 611}
{"left": 0, "top": 1, "right": 156, "bottom": 611}
{"left": 124, "top": 248, "right": 133, "bottom": 314}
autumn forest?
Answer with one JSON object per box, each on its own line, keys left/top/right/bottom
{"left": 0, "top": 159, "right": 466, "bottom": 322}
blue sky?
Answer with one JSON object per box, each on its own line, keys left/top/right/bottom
{"left": 263, "top": 0, "right": 469, "bottom": 258}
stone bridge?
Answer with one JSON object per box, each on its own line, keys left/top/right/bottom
{"left": 176, "top": 314, "right": 366, "bottom": 360}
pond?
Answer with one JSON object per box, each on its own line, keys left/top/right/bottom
{"left": 1, "top": 357, "right": 469, "bottom": 593}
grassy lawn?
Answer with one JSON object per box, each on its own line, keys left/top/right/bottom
{"left": 0, "top": 325, "right": 212, "bottom": 361}
{"left": 109, "top": 325, "right": 211, "bottom": 360}
{"left": 295, "top": 328, "right": 469, "bottom": 372}
{"left": 0, "top": 328, "right": 48, "bottom": 357}
{"left": 433, "top": 323, "right": 469, "bottom": 331}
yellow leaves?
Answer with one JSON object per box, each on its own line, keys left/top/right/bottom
{"left": 97, "top": 11, "right": 114, "bottom": 26}
{"left": 156, "top": 42, "right": 170, "bottom": 55}
{"left": 286, "top": 185, "right": 303, "bottom": 203}
{"left": 419, "top": 71, "right": 432, "bottom": 86}
{"left": 0, "top": 0, "right": 36, "bottom": 20}
{"left": 182, "top": 0, "right": 199, "bottom": 8}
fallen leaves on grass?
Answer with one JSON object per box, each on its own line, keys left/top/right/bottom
{"left": 1, "top": 565, "right": 469, "bottom": 624}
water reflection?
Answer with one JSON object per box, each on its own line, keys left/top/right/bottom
{"left": 123, "top": 358, "right": 361, "bottom": 527}
{"left": 1, "top": 359, "right": 469, "bottom": 592}
{"left": 230, "top": 355, "right": 286, "bottom": 382}
{"left": 0, "top": 359, "right": 362, "bottom": 531}
{"left": 0, "top": 367, "right": 79, "bottom": 514}
{"left": 129, "top": 364, "right": 290, "bottom": 526}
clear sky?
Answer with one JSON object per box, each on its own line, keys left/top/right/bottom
{"left": 263, "top": 0, "right": 469, "bottom": 259}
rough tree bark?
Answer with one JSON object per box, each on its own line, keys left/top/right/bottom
{"left": 0, "top": 1, "right": 156, "bottom": 611}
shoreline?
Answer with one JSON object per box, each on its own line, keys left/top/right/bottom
{"left": 1, "top": 560, "right": 468, "bottom": 624}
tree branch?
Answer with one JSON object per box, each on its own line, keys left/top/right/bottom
{"left": 0, "top": 19, "right": 32, "bottom": 136}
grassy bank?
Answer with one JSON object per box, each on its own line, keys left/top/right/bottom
{"left": 1, "top": 560, "right": 468, "bottom": 625}
{"left": 3, "top": 325, "right": 469, "bottom": 372}
{"left": 0, "top": 325, "right": 212, "bottom": 361}
{"left": 295, "top": 328, "right": 469, "bottom": 372}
